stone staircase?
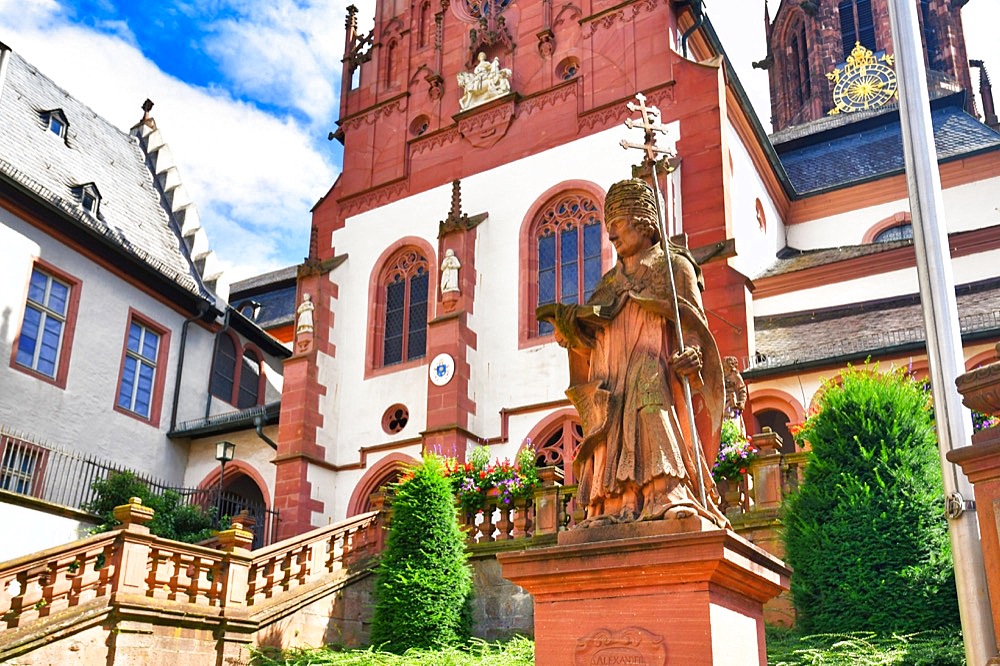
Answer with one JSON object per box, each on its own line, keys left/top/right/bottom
{"left": 0, "top": 501, "right": 382, "bottom": 665}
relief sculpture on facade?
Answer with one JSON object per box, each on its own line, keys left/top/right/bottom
{"left": 457, "top": 52, "right": 512, "bottom": 111}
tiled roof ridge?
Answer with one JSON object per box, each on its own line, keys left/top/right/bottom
{"left": 0, "top": 157, "right": 202, "bottom": 294}
{"left": 130, "top": 111, "right": 229, "bottom": 303}
{"left": 230, "top": 264, "right": 299, "bottom": 293}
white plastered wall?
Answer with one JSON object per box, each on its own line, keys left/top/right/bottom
{"left": 0, "top": 210, "right": 218, "bottom": 486}
{"left": 786, "top": 172, "right": 1000, "bottom": 250}
{"left": 725, "top": 122, "right": 787, "bottom": 281}
{"left": 755, "top": 248, "right": 1000, "bottom": 317}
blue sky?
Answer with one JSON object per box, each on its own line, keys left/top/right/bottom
{"left": 0, "top": 0, "right": 997, "bottom": 283}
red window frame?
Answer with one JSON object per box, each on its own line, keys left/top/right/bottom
{"left": 9, "top": 259, "right": 82, "bottom": 390}
{"left": 113, "top": 308, "right": 170, "bottom": 425}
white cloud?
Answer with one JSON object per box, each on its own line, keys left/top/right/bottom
{"left": 0, "top": 6, "right": 339, "bottom": 280}
{"left": 201, "top": 0, "right": 349, "bottom": 125}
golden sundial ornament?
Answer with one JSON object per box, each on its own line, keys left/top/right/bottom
{"left": 827, "top": 42, "right": 898, "bottom": 114}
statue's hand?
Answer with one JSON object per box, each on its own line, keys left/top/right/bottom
{"left": 671, "top": 346, "right": 703, "bottom": 380}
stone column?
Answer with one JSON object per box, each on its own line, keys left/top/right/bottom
{"left": 947, "top": 344, "right": 1000, "bottom": 663}
{"left": 750, "top": 428, "right": 784, "bottom": 511}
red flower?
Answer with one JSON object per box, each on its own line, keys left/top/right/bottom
{"left": 479, "top": 471, "right": 486, "bottom": 479}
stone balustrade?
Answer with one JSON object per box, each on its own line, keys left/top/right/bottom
{"left": 0, "top": 500, "right": 383, "bottom": 652}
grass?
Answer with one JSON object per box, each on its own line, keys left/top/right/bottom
{"left": 766, "top": 627, "right": 965, "bottom": 666}
{"left": 250, "top": 636, "right": 535, "bottom": 665}
{"left": 251, "top": 629, "right": 965, "bottom": 665}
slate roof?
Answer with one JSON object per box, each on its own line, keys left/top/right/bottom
{"left": 754, "top": 238, "right": 914, "bottom": 280}
{"left": 773, "top": 95, "right": 1000, "bottom": 195}
{"left": 748, "top": 278, "right": 1000, "bottom": 375}
{"left": 230, "top": 265, "right": 298, "bottom": 330}
{"left": 0, "top": 49, "right": 207, "bottom": 297}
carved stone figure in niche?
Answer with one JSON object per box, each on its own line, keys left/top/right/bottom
{"left": 457, "top": 52, "right": 512, "bottom": 111}
{"left": 440, "top": 249, "right": 461, "bottom": 294}
{"left": 723, "top": 355, "right": 748, "bottom": 422}
{"left": 538, "top": 179, "right": 727, "bottom": 529}
{"left": 296, "top": 293, "right": 315, "bottom": 335}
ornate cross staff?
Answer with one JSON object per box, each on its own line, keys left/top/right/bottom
{"left": 621, "top": 93, "right": 708, "bottom": 507}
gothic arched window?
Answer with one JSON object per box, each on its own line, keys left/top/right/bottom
{"left": 210, "top": 332, "right": 237, "bottom": 401}
{"left": 533, "top": 192, "right": 604, "bottom": 337}
{"left": 379, "top": 248, "right": 429, "bottom": 366}
{"left": 839, "top": 0, "right": 876, "bottom": 58}
{"left": 237, "top": 348, "right": 263, "bottom": 409}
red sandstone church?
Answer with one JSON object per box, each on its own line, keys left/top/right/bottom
{"left": 270, "top": 0, "right": 1000, "bottom": 544}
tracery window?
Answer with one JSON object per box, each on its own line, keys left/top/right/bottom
{"left": 379, "top": 249, "right": 429, "bottom": 366}
{"left": 534, "top": 193, "right": 604, "bottom": 337}
{"left": 838, "top": 0, "right": 876, "bottom": 58}
{"left": 531, "top": 415, "right": 583, "bottom": 485}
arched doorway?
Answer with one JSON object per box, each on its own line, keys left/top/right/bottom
{"left": 753, "top": 409, "right": 797, "bottom": 455}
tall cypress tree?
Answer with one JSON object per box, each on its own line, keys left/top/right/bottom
{"left": 370, "top": 455, "right": 473, "bottom": 652}
{"left": 783, "top": 366, "right": 959, "bottom": 634}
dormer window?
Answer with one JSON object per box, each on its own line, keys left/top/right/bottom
{"left": 78, "top": 183, "right": 101, "bottom": 216}
{"left": 44, "top": 109, "right": 68, "bottom": 138}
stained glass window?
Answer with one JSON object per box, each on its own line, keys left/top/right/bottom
{"left": 381, "top": 250, "right": 429, "bottom": 366}
{"left": 535, "top": 194, "right": 604, "bottom": 336}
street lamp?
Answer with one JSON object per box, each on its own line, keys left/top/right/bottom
{"left": 214, "top": 441, "right": 236, "bottom": 526}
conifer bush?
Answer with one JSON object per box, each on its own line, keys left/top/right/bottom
{"left": 370, "top": 455, "right": 473, "bottom": 653}
{"left": 783, "top": 366, "right": 959, "bottom": 634}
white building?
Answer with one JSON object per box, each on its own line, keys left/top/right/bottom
{"left": 0, "top": 43, "right": 290, "bottom": 558}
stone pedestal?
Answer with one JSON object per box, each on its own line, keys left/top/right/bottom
{"left": 497, "top": 525, "right": 789, "bottom": 666}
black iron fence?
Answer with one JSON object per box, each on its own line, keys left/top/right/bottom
{"left": 0, "top": 426, "right": 278, "bottom": 548}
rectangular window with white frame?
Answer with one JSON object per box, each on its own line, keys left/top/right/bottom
{"left": 115, "top": 311, "right": 170, "bottom": 424}
{"left": 11, "top": 262, "right": 81, "bottom": 388}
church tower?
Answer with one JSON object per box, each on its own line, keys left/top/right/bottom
{"left": 757, "top": 0, "right": 976, "bottom": 131}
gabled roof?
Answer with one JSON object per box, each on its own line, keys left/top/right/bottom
{"left": 0, "top": 47, "right": 209, "bottom": 300}
{"left": 773, "top": 94, "right": 1000, "bottom": 195}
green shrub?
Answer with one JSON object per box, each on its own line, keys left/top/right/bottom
{"left": 85, "top": 471, "right": 216, "bottom": 543}
{"left": 370, "top": 455, "right": 473, "bottom": 653}
{"left": 783, "top": 365, "right": 959, "bottom": 634}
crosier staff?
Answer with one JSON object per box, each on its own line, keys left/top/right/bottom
{"left": 620, "top": 93, "right": 707, "bottom": 506}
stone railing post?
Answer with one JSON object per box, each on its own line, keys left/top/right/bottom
{"left": 750, "top": 428, "right": 784, "bottom": 510}
{"left": 532, "top": 466, "right": 565, "bottom": 538}
{"left": 112, "top": 497, "right": 155, "bottom": 597}
{"left": 216, "top": 519, "right": 253, "bottom": 609}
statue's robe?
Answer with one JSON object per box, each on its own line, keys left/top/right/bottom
{"left": 558, "top": 243, "right": 726, "bottom": 525}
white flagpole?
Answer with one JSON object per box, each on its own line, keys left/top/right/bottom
{"left": 886, "top": 1, "right": 996, "bottom": 662}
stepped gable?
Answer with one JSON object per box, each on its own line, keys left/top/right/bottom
{"left": 130, "top": 99, "right": 228, "bottom": 300}
{"left": 772, "top": 94, "right": 1000, "bottom": 195}
{"left": 0, "top": 48, "right": 209, "bottom": 298}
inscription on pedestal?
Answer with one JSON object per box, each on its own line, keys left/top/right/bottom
{"left": 574, "top": 627, "right": 667, "bottom": 666}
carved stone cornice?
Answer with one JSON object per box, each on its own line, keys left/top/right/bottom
{"left": 580, "top": 0, "right": 660, "bottom": 38}
{"left": 339, "top": 178, "right": 409, "bottom": 218}
{"left": 338, "top": 93, "right": 409, "bottom": 132}
{"left": 519, "top": 79, "right": 578, "bottom": 118}
{"left": 409, "top": 126, "right": 462, "bottom": 156}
